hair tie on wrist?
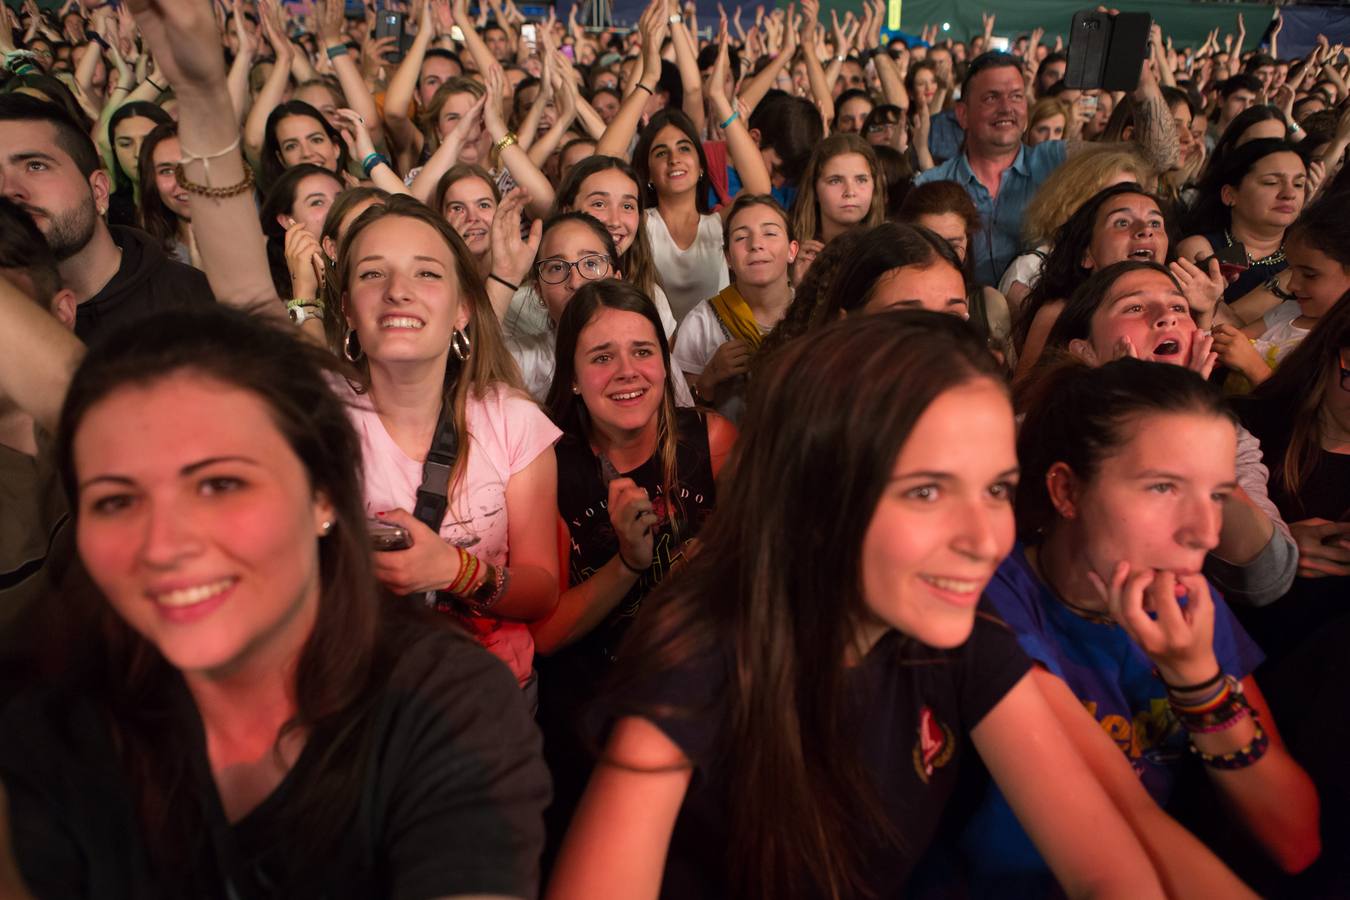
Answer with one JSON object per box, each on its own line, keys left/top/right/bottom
{"left": 634, "top": 82, "right": 655, "bottom": 96}
{"left": 488, "top": 273, "right": 519, "bottom": 292}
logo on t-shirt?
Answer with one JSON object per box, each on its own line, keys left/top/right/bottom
{"left": 912, "top": 705, "right": 955, "bottom": 784}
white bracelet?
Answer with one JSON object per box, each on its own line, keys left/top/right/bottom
{"left": 179, "top": 134, "right": 242, "bottom": 185}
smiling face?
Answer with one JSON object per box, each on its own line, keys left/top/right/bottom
{"left": 574, "top": 306, "right": 666, "bottom": 435}
{"left": 1057, "top": 411, "right": 1236, "bottom": 582}
{"left": 441, "top": 175, "right": 497, "bottom": 259}
{"left": 815, "top": 152, "right": 874, "bottom": 230}
{"left": 1223, "top": 151, "right": 1306, "bottom": 232}
{"left": 113, "top": 115, "right": 159, "bottom": 181}
{"left": 725, "top": 203, "right": 796, "bottom": 288}
{"left": 73, "top": 372, "right": 333, "bottom": 677}
{"left": 1285, "top": 237, "right": 1350, "bottom": 319}
{"left": 859, "top": 378, "right": 1018, "bottom": 650}
{"left": 912, "top": 68, "right": 938, "bottom": 105}
{"left": 647, "top": 123, "right": 701, "bottom": 199}
{"left": 275, "top": 114, "right": 339, "bottom": 173}
{"left": 1084, "top": 193, "right": 1167, "bottom": 270}
{"left": 344, "top": 215, "right": 469, "bottom": 366}
{"left": 1081, "top": 268, "right": 1197, "bottom": 364}
{"left": 536, "top": 220, "right": 618, "bottom": 322}
{"left": 571, "top": 169, "right": 640, "bottom": 256}
{"left": 958, "top": 65, "right": 1028, "bottom": 155}
{"left": 592, "top": 91, "right": 621, "bottom": 124}
{"left": 862, "top": 262, "right": 968, "bottom": 318}
{"left": 151, "top": 135, "right": 190, "bottom": 221}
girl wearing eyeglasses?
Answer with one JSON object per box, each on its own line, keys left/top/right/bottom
{"left": 495, "top": 210, "right": 695, "bottom": 406}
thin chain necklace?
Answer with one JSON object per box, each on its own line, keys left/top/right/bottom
{"left": 1028, "top": 546, "right": 1116, "bottom": 626}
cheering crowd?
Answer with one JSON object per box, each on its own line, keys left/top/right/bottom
{"left": 0, "top": 0, "right": 1348, "bottom": 895}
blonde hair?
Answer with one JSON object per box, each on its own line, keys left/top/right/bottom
{"left": 1021, "top": 146, "right": 1155, "bottom": 246}
{"left": 790, "top": 133, "right": 887, "bottom": 243}
{"left": 1027, "top": 97, "right": 1072, "bottom": 139}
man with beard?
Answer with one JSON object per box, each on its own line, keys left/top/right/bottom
{"left": 0, "top": 95, "right": 211, "bottom": 343}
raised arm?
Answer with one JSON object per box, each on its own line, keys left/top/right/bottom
{"left": 226, "top": 0, "right": 256, "bottom": 124}
{"left": 242, "top": 0, "right": 295, "bottom": 163}
{"left": 595, "top": 0, "right": 667, "bottom": 159}
{"left": 483, "top": 65, "right": 555, "bottom": 217}
{"left": 383, "top": 0, "right": 437, "bottom": 160}
{"left": 738, "top": 3, "right": 798, "bottom": 114}
{"left": 668, "top": 0, "right": 706, "bottom": 138}
{"left": 799, "top": 0, "right": 834, "bottom": 131}
{"left": 128, "top": 0, "right": 284, "bottom": 319}
{"left": 315, "top": 0, "right": 379, "bottom": 141}
{"left": 0, "top": 274, "right": 85, "bottom": 435}
{"left": 708, "top": 23, "right": 769, "bottom": 203}
{"left": 452, "top": 0, "right": 502, "bottom": 80}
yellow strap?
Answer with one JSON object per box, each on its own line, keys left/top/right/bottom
{"left": 709, "top": 285, "right": 764, "bottom": 351}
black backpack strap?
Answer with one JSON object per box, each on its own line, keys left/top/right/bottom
{"left": 411, "top": 400, "right": 458, "bottom": 534}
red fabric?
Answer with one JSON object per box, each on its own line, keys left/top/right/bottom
{"left": 703, "top": 140, "right": 732, "bottom": 210}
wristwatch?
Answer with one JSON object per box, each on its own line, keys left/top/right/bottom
{"left": 287, "top": 301, "right": 324, "bottom": 326}
{"left": 668, "top": 13, "right": 682, "bottom": 24}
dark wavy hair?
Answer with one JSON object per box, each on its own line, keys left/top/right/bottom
{"left": 52, "top": 305, "right": 408, "bottom": 893}
{"left": 633, "top": 108, "right": 713, "bottom": 215}
{"left": 260, "top": 163, "right": 344, "bottom": 300}
{"left": 1182, "top": 137, "right": 1303, "bottom": 237}
{"left": 135, "top": 121, "right": 183, "bottom": 255}
{"left": 259, "top": 99, "right": 352, "bottom": 192}
{"left": 1013, "top": 182, "right": 1160, "bottom": 355}
{"left": 606, "top": 310, "right": 1006, "bottom": 900}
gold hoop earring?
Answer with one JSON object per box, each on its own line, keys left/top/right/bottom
{"left": 451, "top": 328, "right": 472, "bottom": 362}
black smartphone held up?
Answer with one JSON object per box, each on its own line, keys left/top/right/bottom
{"left": 369, "top": 518, "right": 413, "bottom": 551}
{"left": 1212, "top": 242, "right": 1249, "bottom": 283}
{"left": 1065, "top": 10, "right": 1152, "bottom": 92}
{"left": 375, "top": 11, "right": 406, "bottom": 64}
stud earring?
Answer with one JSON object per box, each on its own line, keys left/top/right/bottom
{"left": 571, "top": 384, "right": 581, "bottom": 394}
{"left": 319, "top": 520, "right": 333, "bottom": 536}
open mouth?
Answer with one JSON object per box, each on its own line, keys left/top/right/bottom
{"left": 608, "top": 387, "right": 648, "bottom": 404}
{"left": 1129, "top": 247, "right": 1156, "bottom": 261}
{"left": 380, "top": 316, "right": 425, "bottom": 330}
{"left": 1152, "top": 338, "right": 1182, "bottom": 357}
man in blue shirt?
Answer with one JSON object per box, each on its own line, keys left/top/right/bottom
{"left": 916, "top": 52, "right": 1178, "bottom": 287}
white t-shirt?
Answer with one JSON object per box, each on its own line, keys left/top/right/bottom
{"left": 1255, "top": 300, "right": 1309, "bottom": 370}
{"left": 335, "top": 378, "right": 560, "bottom": 684}
{"left": 671, "top": 297, "right": 768, "bottom": 424}
{"left": 998, "top": 243, "right": 1050, "bottom": 297}
{"left": 645, "top": 209, "right": 730, "bottom": 324}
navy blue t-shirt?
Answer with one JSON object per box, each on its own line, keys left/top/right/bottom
{"left": 959, "top": 544, "right": 1264, "bottom": 882}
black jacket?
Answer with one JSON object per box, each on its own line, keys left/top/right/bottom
{"left": 75, "top": 226, "right": 214, "bottom": 343}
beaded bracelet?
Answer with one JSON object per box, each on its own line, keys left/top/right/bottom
{"left": 174, "top": 160, "right": 255, "bottom": 199}
{"left": 1189, "top": 717, "right": 1270, "bottom": 770}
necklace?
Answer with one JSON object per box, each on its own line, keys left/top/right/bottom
{"left": 1028, "top": 547, "right": 1116, "bottom": 626}
{"left": 1224, "top": 228, "right": 1284, "bottom": 267}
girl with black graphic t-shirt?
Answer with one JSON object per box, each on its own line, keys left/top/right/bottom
{"left": 532, "top": 280, "right": 735, "bottom": 861}
{"left": 547, "top": 311, "right": 1178, "bottom": 900}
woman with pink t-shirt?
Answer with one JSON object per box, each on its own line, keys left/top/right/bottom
{"left": 333, "top": 195, "right": 562, "bottom": 696}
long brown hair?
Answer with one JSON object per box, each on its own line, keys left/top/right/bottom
{"left": 53, "top": 305, "right": 399, "bottom": 892}
{"left": 553, "top": 155, "right": 665, "bottom": 303}
{"left": 545, "top": 279, "right": 683, "bottom": 534}
{"left": 608, "top": 310, "right": 1006, "bottom": 900}
{"left": 790, "top": 133, "right": 886, "bottom": 243}
{"left": 335, "top": 196, "right": 525, "bottom": 506}
{"left": 1241, "top": 290, "right": 1350, "bottom": 510}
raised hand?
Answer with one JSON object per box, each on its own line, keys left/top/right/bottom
{"left": 283, "top": 219, "right": 326, "bottom": 299}
{"left": 1169, "top": 256, "right": 1224, "bottom": 327}
{"left": 123, "top": 0, "right": 230, "bottom": 92}
{"left": 1210, "top": 323, "right": 1268, "bottom": 383}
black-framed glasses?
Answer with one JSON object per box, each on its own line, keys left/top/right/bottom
{"left": 536, "top": 254, "right": 611, "bottom": 285}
